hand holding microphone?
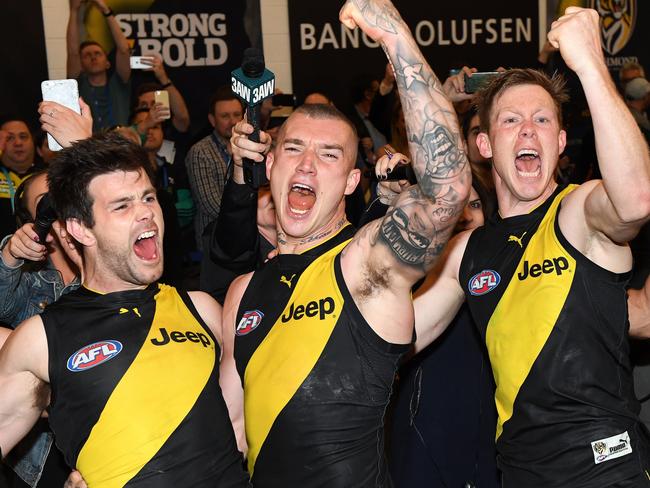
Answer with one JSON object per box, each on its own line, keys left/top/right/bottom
{"left": 231, "top": 48, "right": 275, "bottom": 189}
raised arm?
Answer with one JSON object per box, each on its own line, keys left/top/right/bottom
{"left": 0, "top": 316, "right": 50, "bottom": 456}
{"left": 553, "top": 8, "right": 650, "bottom": 243}
{"left": 66, "top": 0, "right": 84, "bottom": 78}
{"left": 91, "top": 0, "right": 131, "bottom": 83}
{"left": 144, "top": 54, "right": 191, "bottom": 133}
{"left": 340, "top": 0, "right": 470, "bottom": 287}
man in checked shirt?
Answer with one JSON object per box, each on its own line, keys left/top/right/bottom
{"left": 185, "top": 86, "right": 244, "bottom": 291}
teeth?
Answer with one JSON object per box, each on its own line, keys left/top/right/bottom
{"left": 517, "top": 149, "right": 539, "bottom": 157}
{"left": 292, "top": 183, "right": 314, "bottom": 193}
{"left": 289, "top": 207, "right": 308, "bottom": 215}
{"left": 517, "top": 167, "right": 541, "bottom": 177}
{"left": 137, "top": 230, "right": 155, "bottom": 241}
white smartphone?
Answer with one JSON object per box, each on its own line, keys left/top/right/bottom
{"left": 130, "top": 56, "right": 152, "bottom": 69}
{"left": 154, "top": 90, "right": 171, "bottom": 119}
{"left": 41, "top": 79, "right": 81, "bottom": 151}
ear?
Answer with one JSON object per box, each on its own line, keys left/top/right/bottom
{"left": 66, "top": 218, "right": 95, "bottom": 248}
{"left": 558, "top": 129, "right": 567, "bottom": 155}
{"left": 105, "top": 60, "right": 111, "bottom": 71}
{"left": 476, "top": 132, "right": 493, "bottom": 159}
{"left": 344, "top": 168, "right": 361, "bottom": 196}
{"left": 208, "top": 113, "right": 216, "bottom": 128}
{"left": 265, "top": 150, "right": 275, "bottom": 180}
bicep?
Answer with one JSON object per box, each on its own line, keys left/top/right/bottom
{"left": 628, "top": 282, "right": 650, "bottom": 339}
{"left": 0, "top": 319, "right": 49, "bottom": 454}
{"left": 584, "top": 181, "right": 648, "bottom": 244}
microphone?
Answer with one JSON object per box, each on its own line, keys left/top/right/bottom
{"left": 33, "top": 193, "right": 58, "bottom": 244}
{"left": 231, "top": 48, "right": 276, "bottom": 189}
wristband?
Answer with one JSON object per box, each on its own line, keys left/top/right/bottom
{"left": 103, "top": 8, "right": 114, "bottom": 17}
{"left": 160, "top": 81, "right": 173, "bottom": 89}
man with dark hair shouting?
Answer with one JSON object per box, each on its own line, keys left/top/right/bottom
{"left": 0, "top": 133, "right": 249, "bottom": 487}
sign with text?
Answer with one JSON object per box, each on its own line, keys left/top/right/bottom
{"left": 85, "top": 0, "right": 262, "bottom": 134}
{"left": 288, "top": 0, "right": 540, "bottom": 108}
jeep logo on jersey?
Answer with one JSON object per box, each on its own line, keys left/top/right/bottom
{"left": 150, "top": 327, "right": 212, "bottom": 347}
{"left": 67, "top": 340, "right": 123, "bottom": 372}
{"left": 468, "top": 270, "right": 501, "bottom": 296}
{"left": 236, "top": 310, "right": 264, "bottom": 336}
{"left": 517, "top": 257, "right": 569, "bottom": 280}
{"left": 281, "top": 297, "right": 335, "bottom": 323}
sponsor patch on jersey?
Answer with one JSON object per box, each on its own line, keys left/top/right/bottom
{"left": 468, "top": 270, "right": 501, "bottom": 296}
{"left": 67, "top": 340, "right": 123, "bottom": 372}
{"left": 236, "top": 310, "right": 264, "bottom": 336}
{"left": 591, "top": 430, "right": 633, "bottom": 464}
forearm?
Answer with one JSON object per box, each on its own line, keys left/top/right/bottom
{"left": 66, "top": 8, "right": 82, "bottom": 78}
{"left": 580, "top": 61, "right": 650, "bottom": 223}
{"left": 106, "top": 14, "right": 131, "bottom": 82}
{"left": 366, "top": 3, "right": 467, "bottom": 200}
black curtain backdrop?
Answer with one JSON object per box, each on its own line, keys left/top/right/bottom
{"left": 0, "top": 0, "right": 49, "bottom": 131}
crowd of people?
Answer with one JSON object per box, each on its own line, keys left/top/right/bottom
{"left": 1, "top": 0, "right": 650, "bottom": 487}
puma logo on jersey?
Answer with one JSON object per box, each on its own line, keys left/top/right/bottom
{"left": 280, "top": 274, "right": 296, "bottom": 289}
{"left": 150, "top": 327, "right": 211, "bottom": 347}
{"left": 517, "top": 257, "right": 569, "bottom": 280}
{"left": 119, "top": 307, "right": 141, "bottom": 317}
{"left": 281, "top": 297, "right": 335, "bottom": 322}
{"left": 508, "top": 232, "right": 527, "bottom": 248}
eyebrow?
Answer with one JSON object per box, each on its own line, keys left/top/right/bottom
{"left": 107, "top": 188, "right": 156, "bottom": 206}
{"left": 283, "top": 138, "right": 344, "bottom": 152}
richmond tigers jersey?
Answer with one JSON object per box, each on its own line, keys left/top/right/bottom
{"left": 459, "top": 185, "right": 650, "bottom": 487}
{"left": 42, "top": 283, "right": 248, "bottom": 488}
{"left": 234, "top": 226, "right": 410, "bottom": 487}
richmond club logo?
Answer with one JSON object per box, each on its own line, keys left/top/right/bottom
{"left": 592, "top": 0, "right": 636, "bottom": 55}
{"left": 67, "top": 340, "right": 123, "bottom": 372}
{"left": 468, "top": 270, "right": 501, "bottom": 296}
{"left": 236, "top": 310, "right": 264, "bottom": 336}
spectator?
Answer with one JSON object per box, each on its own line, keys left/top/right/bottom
{"left": 619, "top": 61, "right": 645, "bottom": 93}
{"left": 185, "top": 86, "right": 243, "bottom": 291}
{"left": 0, "top": 119, "right": 41, "bottom": 241}
{"left": 0, "top": 171, "right": 79, "bottom": 488}
{"left": 132, "top": 54, "right": 190, "bottom": 134}
{"left": 66, "top": 0, "right": 131, "bottom": 131}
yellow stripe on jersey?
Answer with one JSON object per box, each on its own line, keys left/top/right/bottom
{"left": 77, "top": 285, "right": 216, "bottom": 487}
{"left": 244, "top": 240, "right": 350, "bottom": 475}
{"left": 487, "top": 186, "right": 576, "bottom": 440}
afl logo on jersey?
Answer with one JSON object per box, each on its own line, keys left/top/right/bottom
{"left": 468, "top": 270, "right": 501, "bottom": 296}
{"left": 236, "top": 310, "right": 264, "bottom": 336}
{"left": 66, "top": 340, "right": 123, "bottom": 372}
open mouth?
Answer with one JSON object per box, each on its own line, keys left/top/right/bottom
{"left": 133, "top": 230, "right": 158, "bottom": 261}
{"left": 287, "top": 183, "right": 316, "bottom": 216}
{"left": 515, "top": 149, "right": 541, "bottom": 178}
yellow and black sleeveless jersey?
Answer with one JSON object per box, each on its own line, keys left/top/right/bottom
{"left": 459, "top": 185, "right": 650, "bottom": 487}
{"left": 234, "top": 226, "right": 410, "bottom": 487}
{"left": 42, "top": 283, "right": 249, "bottom": 488}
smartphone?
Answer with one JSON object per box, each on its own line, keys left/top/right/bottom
{"left": 41, "top": 79, "right": 81, "bottom": 151}
{"left": 464, "top": 71, "right": 501, "bottom": 94}
{"left": 130, "top": 56, "right": 152, "bottom": 69}
{"left": 154, "top": 90, "right": 171, "bottom": 119}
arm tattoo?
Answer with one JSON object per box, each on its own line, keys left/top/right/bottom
{"left": 352, "top": 0, "right": 399, "bottom": 34}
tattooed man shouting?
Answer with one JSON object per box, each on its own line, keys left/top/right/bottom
{"left": 217, "top": 0, "right": 470, "bottom": 486}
